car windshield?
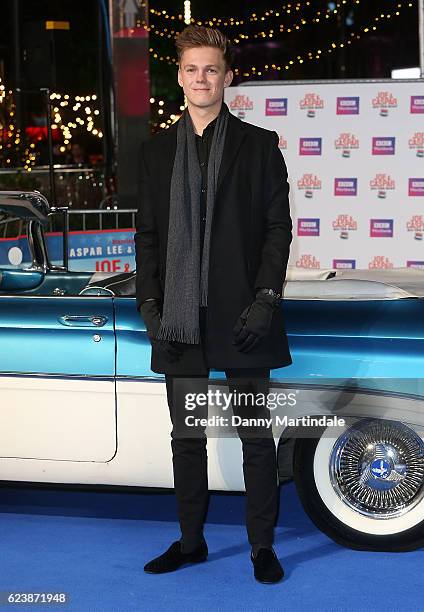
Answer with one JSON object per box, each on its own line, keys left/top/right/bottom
{"left": 0, "top": 213, "right": 31, "bottom": 269}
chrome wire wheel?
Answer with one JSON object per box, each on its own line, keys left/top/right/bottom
{"left": 294, "top": 417, "right": 424, "bottom": 549}
{"left": 329, "top": 419, "right": 424, "bottom": 519}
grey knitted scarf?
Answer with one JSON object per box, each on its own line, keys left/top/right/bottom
{"left": 156, "top": 102, "right": 230, "bottom": 344}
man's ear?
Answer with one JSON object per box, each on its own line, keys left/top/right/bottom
{"left": 177, "top": 67, "right": 182, "bottom": 88}
{"left": 224, "top": 70, "right": 234, "bottom": 88}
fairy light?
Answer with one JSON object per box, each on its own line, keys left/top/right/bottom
{"left": 229, "top": 1, "right": 356, "bottom": 40}
{"left": 184, "top": 1, "right": 191, "bottom": 25}
{"left": 148, "top": 97, "right": 183, "bottom": 132}
{"left": 149, "top": 1, "right": 309, "bottom": 26}
{"left": 138, "top": 1, "right": 356, "bottom": 43}
{"left": 45, "top": 91, "right": 103, "bottom": 139}
{"left": 2, "top": 87, "right": 104, "bottom": 171}
{"left": 148, "top": 0, "right": 413, "bottom": 73}
{"left": 0, "top": 78, "right": 5, "bottom": 104}
{"left": 0, "top": 89, "right": 34, "bottom": 170}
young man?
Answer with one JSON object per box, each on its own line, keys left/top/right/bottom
{"left": 135, "top": 24, "right": 292, "bottom": 584}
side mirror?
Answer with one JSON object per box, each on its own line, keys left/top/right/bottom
{"left": 0, "top": 269, "right": 44, "bottom": 291}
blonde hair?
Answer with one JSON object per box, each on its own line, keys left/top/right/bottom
{"left": 175, "top": 24, "right": 234, "bottom": 72}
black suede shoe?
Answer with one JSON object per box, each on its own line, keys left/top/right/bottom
{"left": 251, "top": 548, "right": 284, "bottom": 584}
{"left": 144, "top": 540, "right": 208, "bottom": 574}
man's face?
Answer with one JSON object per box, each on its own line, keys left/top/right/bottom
{"left": 178, "top": 46, "right": 233, "bottom": 110}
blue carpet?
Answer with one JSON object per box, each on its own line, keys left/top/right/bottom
{"left": 0, "top": 482, "right": 422, "bottom": 611}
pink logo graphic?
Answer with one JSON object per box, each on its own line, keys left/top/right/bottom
{"left": 372, "top": 137, "right": 395, "bottom": 155}
{"left": 297, "top": 218, "right": 320, "bottom": 236}
{"left": 368, "top": 256, "right": 394, "bottom": 269}
{"left": 408, "top": 132, "right": 424, "bottom": 157}
{"left": 296, "top": 254, "right": 320, "bottom": 268}
{"left": 369, "top": 173, "right": 395, "bottom": 199}
{"left": 333, "top": 259, "right": 356, "bottom": 269}
{"left": 299, "top": 93, "right": 324, "bottom": 117}
{"left": 334, "top": 178, "right": 357, "bottom": 196}
{"left": 370, "top": 219, "right": 394, "bottom": 238}
{"left": 299, "top": 138, "right": 322, "bottom": 155}
{"left": 334, "top": 132, "right": 359, "bottom": 157}
{"left": 336, "top": 97, "right": 359, "bottom": 115}
{"left": 410, "top": 96, "right": 424, "bottom": 114}
{"left": 372, "top": 91, "right": 397, "bottom": 116}
{"left": 266, "top": 98, "right": 288, "bottom": 116}
{"left": 406, "top": 215, "right": 424, "bottom": 240}
{"left": 297, "top": 173, "right": 322, "bottom": 198}
{"left": 408, "top": 178, "right": 424, "bottom": 196}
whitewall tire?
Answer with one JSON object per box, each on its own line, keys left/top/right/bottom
{"left": 293, "top": 418, "right": 424, "bottom": 551}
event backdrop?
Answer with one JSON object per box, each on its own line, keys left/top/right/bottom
{"left": 1, "top": 80, "right": 423, "bottom": 273}
{"left": 224, "top": 79, "right": 424, "bottom": 270}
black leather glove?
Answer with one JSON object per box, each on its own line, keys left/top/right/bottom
{"left": 232, "top": 289, "right": 279, "bottom": 353}
{"left": 139, "top": 299, "right": 183, "bottom": 362}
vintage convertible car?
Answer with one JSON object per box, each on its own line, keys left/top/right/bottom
{"left": 1, "top": 191, "right": 424, "bottom": 552}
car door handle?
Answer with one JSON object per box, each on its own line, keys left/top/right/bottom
{"left": 58, "top": 315, "right": 108, "bottom": 327}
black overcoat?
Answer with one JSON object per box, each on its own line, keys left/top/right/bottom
{"left": 135, "top": 109, "right": 293, "bottom": 375}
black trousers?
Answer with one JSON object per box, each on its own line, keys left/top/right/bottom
{"left": 165, "top": 308, "right": 279, "bottom": 553}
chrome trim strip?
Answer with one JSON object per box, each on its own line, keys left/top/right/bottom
{"left": 116, "top": 376, "right": 164, "bottom": 382}
{"left": 1, "top": 373, "right": 422, "bottom": 403}
{"left": 114, "top": 377, "right": 424, "bottom": 401}
{"left": 0, "top": 372, "right": 115, "bottom": 381}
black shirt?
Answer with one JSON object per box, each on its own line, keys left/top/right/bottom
{"left": 195, "top": 115, "right": 218, "bottom": 257}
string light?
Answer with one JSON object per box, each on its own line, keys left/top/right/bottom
{"left": 232, "top": 0, "right": 413, "bottom": 76}
{"left": 136, "top": 19, "right": 178, "bottom": 40}
{"left": 234, "top": 1, "right": 354, "bottom": 41}
{"left": 184, "top": 1, "right": 191, "bottom": 25}
{"left": 139, "top": 1, "right": 359, "bottom": 44}
{"left": 147, "top": 1, "right": 413, "bottom": 72}
{"left": 49, "top": 91, "right": 103, "bottom": 140}
{"left": 148, "top": 0, "right": 398, "bottom": 34}
{"left": 0, "top": 90, "right": 34, "bottom": 171}
{"left": 149, "top": 46, "right": 178, "bottom": 66}
{"left": 137, "top": 0, "right": 352, "bottom": 46}
{"left": 148, "top": 97, "right": 183, "bottom": 132}
{"left": 1, "top": 88, "right": 103, "bottom": 171}
{"left": 211, "top": 1, "right": 355, "bottom": 40}
{"left": 149, "top": 2, "right": 321, "bottom": 27}
{"left": 0, "top": 78, "right": 5, "bottom": 104}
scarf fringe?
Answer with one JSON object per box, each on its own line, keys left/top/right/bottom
{"left": 156, "top": 322, "right": 201, "bottom": 345}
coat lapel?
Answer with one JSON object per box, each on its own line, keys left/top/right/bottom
{"left": 216, "top": 112, "right": 248, "bottom": 194}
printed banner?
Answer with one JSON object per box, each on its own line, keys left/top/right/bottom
{"left": 0, "top": 229, "right": 136, "bottom": 273}
{"left": 224, "top": 81, "right": 424, "bottom": 270}
{"left": 2, "top": 80, "right": 423, "bottom": 274}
